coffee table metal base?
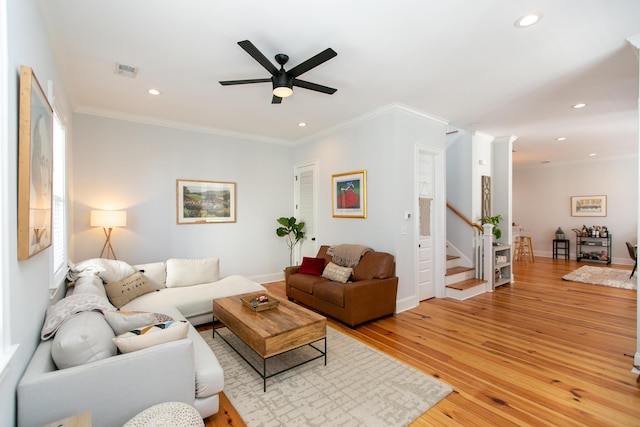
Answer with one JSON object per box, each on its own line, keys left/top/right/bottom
{"left": 214, "top": 324, "right": 326, "bottom": 392}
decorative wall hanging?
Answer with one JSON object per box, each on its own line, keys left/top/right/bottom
{"left": 176, "top": 179, "right": 236, "bottom": 224}
{"left": 332, "top": 170, "right": 366, "bottom": 218}
{"left": 570, "top": 195, "right": 607, "bottom": 217}
{"left": 481, "top": 175, "right": 491, "bottom": 219}
{"left": 18, "top": 66, "right": 53, "bottom": 259}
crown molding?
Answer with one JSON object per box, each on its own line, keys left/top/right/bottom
{"left": 295, "top": 102, "right": 449, "bottom": 144}
{"left": 73, "top": 106, "right": 295, "bottom": 146}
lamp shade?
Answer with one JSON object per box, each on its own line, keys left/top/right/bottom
{"left": 90, "top": 210, "right": 127, "bottom": 228}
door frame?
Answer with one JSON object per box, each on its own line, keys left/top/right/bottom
{"left": 294, "top": 160, "right": 319, "bottom": 263}
{"left": 414, "top": 144, "right": 446, "bottom": 299}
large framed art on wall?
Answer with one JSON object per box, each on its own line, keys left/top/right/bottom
{"left": 17, "top": 66, "right": 53, "bottom": 260}
{"left": 176, "top": 179, "right": 237, "bottom": 224}
{"left": 570, "top": 195, "right": 607, "bottom": 217}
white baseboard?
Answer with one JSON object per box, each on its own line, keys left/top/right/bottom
{"left": 248, "top": 272, "right": 284, "bottom": 284}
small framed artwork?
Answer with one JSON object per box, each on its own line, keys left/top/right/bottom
{"left": 17, "top": 66, "right": 54, "bottom": 260}
{"left": 570, "top": 195, "right": 607, "bottom": 217}
{"left": 176, "top": 179, "right": 236, "bottom": 224}
{"left": 332, "top": 170, "right": 366, "bottom": 218}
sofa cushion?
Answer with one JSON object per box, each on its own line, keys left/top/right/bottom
{"left": 322, "top": 262, "right": 353, "bottom": 283}
{"left": 165, "top": 258, "right": 219, "bottom": 288}
{"left": 133, "top": 262, "right": 167, "bottom": 291}
{"left": 51, "top": 311, "right": 117, "bottom": 369}
{"left": 113, "top": 320, "right": 189, "bottom": 354}
{"left": 120, "top": 275, "right": 266, "bottom": 322}
{"left": 104, "top": 311, "right": 159, "bottom": 335}
{"left": 313, "top": 282, "right": 345, "bottom": 307}
{"left": 70, "top": 258, "right": 136, "bottom": 283}
{"left": 105, "top": 272, "right": 156, "bottom": 308}
{"left": 352, "top": 251, "right": 395, "bottom": 281}
{"left": 298, "top": 257, "right": 325, "bottom": 276}
{"left": 288, "top": 274, "right": 328, "bottom": 295}
{"left": 69, "top": 275, "right": 108, "bottom": 299}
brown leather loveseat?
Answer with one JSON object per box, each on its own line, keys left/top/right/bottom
{"left": 285, "top": 245, "right": 398, "bottom": 327}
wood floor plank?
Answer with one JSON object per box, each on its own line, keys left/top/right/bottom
{"left": 204, "top": 257, "right": 639, "bottom": 426}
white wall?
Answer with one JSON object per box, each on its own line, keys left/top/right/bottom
{"left": 71, "top": 114, "right": 294, "bottom": 280}
{"left": 1, "top": 0, "right": 72, "bottom": 425}
{"left": 293, "top": 104, "right": 446, "bottom": 311}
{"left": 513, "top": 155, "right": 638, "bottom": 264}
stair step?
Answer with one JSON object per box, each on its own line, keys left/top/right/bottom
{"left": 446, "top": 278, "right": 486, "bottom": 291}
{"left": 446, "top": 255, "right": 459, "bottom": 261}
{"left": 446, "top": 266, "right": 474, "bottom": 276}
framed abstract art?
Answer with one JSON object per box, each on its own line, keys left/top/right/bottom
{"left": 331, "top": 170, "right": 366, "bottom": 218}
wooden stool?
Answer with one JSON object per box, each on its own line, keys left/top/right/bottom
{"left": 514, "top": 236, "right": 534, "bottom": 262}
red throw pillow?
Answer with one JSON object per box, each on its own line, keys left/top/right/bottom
{"left": 298, "top": 257, "right": 325, "bottom": 276}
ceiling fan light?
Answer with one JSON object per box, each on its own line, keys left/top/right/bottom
{"left": 273, "top": 86, "right": 293, "bottom": 98}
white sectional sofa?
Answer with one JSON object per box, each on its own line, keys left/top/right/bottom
{"left": 17, "top": 257, "right": 266, "bottom": 427}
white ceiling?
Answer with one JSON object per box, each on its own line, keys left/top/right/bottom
{"left": 40, "top": 0, "right": 640, "bottom": 168}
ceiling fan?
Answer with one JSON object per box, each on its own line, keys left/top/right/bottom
{"left": 219, "top": 40, "right": 337, "bottom": 104}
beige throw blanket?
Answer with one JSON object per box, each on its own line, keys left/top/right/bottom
{"left": 327, "top": 244, "right": 373, "bottom": 267}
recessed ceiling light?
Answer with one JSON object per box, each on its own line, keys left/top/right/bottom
{"left": 298, "top": 122, "right": 307, "bottom": 127}
{"left": 147, "top": 88, "right": 161, "bottom": 96}
{"left": 589, "top": 153, "right": 597, "bottom": 157}
{"left": 556, "top": 137, "right": 567, "bottom": 141}
{"left": 572, "top": 103, "right": 587, "bottom": 109}
{"left": 514, "top": 13, "right": 542, "bottom": 28}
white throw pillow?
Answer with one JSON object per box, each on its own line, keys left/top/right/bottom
{"left": 69, "top": 275, "right": 107, "bottom": 299}
{"left": 133, "top": 262, "right": 167, "bottom": 291}
{"left": 71, "top": 258, "right": 136, "bottom": 283}
{"left": 165, "top": 258, "right": 220, "bottom": 288}
{"left": 51, "top": 311, "right": 117, "bottom": 369}
{"left": 103, "top": 311, "right": 158, "bottom": 335}
{"left": 113, "top": 321, "right": 189, "bottom": 353}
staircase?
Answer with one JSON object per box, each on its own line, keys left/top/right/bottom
{"left": 445, "top": 254, "right": 487, "bottom": 300}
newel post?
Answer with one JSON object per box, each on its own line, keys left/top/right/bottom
{"left": 483, "top": 223, "right": 494, "bottom": 290}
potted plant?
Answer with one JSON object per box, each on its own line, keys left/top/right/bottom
{"left": 481, "top": 214, "right": 502, "bottom": 243}
{"left": 276, "top": 217, "right": 305, "bottom": 266}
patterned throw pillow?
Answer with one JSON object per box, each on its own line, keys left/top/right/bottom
{"left": 104, "top": 272, "right": 155, "bottom": 308}
{"left": 113, "top": 320, "right": 189, "bottom": 354}
{"left": 322, "top": 262, "right": 353, "bottom": 283}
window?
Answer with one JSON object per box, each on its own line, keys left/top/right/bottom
{"left": 50, "top": 112, "right": 67, "bottom": 290}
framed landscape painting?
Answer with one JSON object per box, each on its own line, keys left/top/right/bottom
{"left": 570, "top": 195, "right": 607, "bottom": 217}
{"left": 176, "top": 179, "right": 236, "bottom": 224}
{"left": 18, "top": 66, "right": 53, "bottom": 260}
{"left": 332, "top": 170, "right": 366, "bottom": 218}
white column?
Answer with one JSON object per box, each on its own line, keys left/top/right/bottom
{"left": 625, "top": 33, "right": 640, "bottom": 374}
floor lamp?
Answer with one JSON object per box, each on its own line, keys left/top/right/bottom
{"left": 90, "top": 210, "right": 127, "bottom": 260}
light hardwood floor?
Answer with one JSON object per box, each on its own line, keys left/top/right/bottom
{"left": 204, "top": 257, "right": 639, "bottom": 426}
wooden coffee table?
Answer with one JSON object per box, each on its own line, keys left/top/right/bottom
{"left": 212, "top": 292, "right": 327, "bottom": 391}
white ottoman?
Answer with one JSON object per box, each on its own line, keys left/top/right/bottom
{"left": 124, "top": 401, "right": 204, "bottom": 427}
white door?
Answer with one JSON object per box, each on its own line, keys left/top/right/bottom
{"left": 417, "top": 150, "right": 435, "bottom": 300}
{"left": 294, "top": 162, "right": 318, "bottom": 262}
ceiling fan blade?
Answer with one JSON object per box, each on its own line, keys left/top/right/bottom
{"left": 293, "top": 79, "right": 337, "bottom": 94}
{"left": 288, "top": 48, "right": 337, "bottom": 78}
{"left": 219, "top": 78, "right": 271, "bottom": 86}
{"left": 271, "top": 94, "right": 283, "bottom": 104}
{"left": 237, "top": 40, "right": 279, "bottom": 75}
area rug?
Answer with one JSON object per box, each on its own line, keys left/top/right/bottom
{"left": 200, "top": 327, "right": 452, "bottom": 426}
{"left": 562, "top": 265, "right": 637, "bottom": 290}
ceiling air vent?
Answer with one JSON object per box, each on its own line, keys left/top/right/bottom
{"left": 114, "top": 62, "right": 138, "bottom": 78}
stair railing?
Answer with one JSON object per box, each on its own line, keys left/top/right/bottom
{"left": 446, "top": 203, "right": 484, "bottom": 279}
